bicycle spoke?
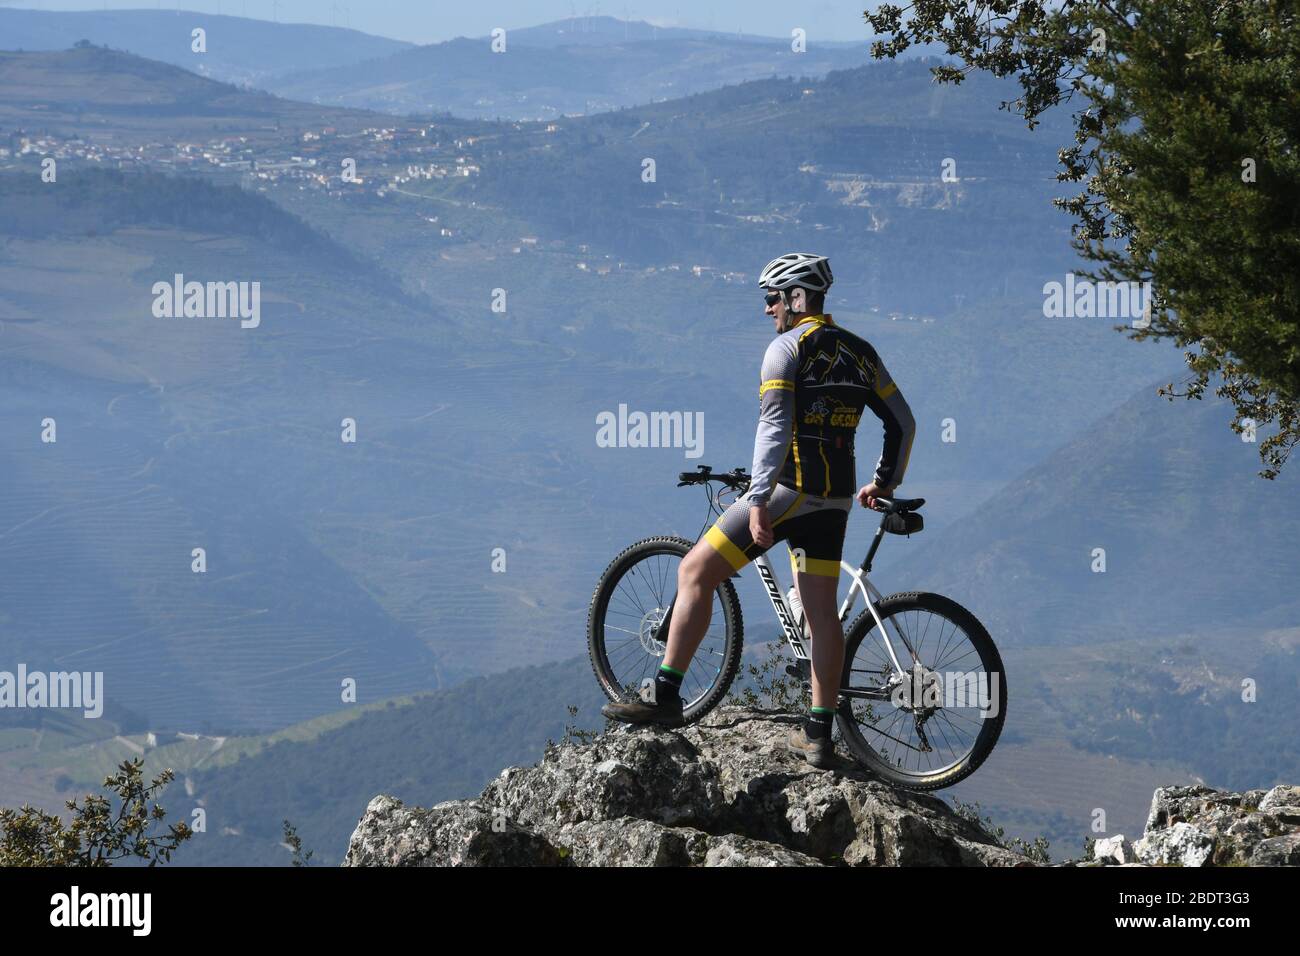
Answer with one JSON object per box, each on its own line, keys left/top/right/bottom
{"left": 934, "top": 645, "right": 980, "bottom": 672}
{"left": 932, "top": 616, "right": 961, "bottom": 671}
{"left": 602, "top": 624, "right": 643, "bottom": 637}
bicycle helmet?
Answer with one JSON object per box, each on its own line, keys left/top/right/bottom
{"left": 757, "top": 252, "right": 833, "bottom": 293}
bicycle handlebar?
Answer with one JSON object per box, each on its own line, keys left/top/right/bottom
{"left": 677, "top": 465, "right": 751, "bottom": 491}
{"left": 678, "top": 468, "right": 924, "bottom": 518}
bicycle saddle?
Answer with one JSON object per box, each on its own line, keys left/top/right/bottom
{"left": 872, "top": 497, "right": 925, "bottom": 514}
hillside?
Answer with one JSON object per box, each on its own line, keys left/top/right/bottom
{"left": 0, "top": 166, "right": 747, "bottom": 733}
{"left": 0, "top": 46, "right": 390, "bottom": 139}
{"left": 502, "top": 16, "right": 873, "bottom": 48}
{"left": 156, "top": 658, "right": 611, "bottom": 866}
{"left": 101, "top": 626, "right": 1300, "bottom": 866}
{"left": 0, "top": 170, "right": 459, "bottom": 730}
{"left": 259, "top": 56, "right": 1179, "bottom": 486}
{"left": 888, "top": 380, "right": 1300, "bottom": 647}
{"left": 454, "top": 60, "right": 1078, "bottom": 313}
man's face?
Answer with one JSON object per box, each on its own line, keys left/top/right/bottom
{"left": 764, "top": 288, "right": 802, "bottom": 332}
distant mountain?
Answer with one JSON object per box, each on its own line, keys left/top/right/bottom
{"left": 505, "top": 15, "right": 839, "bottom": 48}
{"left": 267, "top": 18, "right": 878, "bottom": 119}
{"left": 0, "top": 7, "right": 410, "bottom": 86}
{"left": 0, "top": 47, "right": 388, "bottom": 137}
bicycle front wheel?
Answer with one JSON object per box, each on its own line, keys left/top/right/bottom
{"left": 837, "top": 591, "right": 1007, "bottom": 791}
{"left": 587, "top": 535, "right": 743, "bottom": 724}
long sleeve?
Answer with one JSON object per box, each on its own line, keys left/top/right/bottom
{"left": 746, "top": 335, "right": 798, "bottom": 505}
{"left": 863, "top": 356, "right": 916, "bottom": 489}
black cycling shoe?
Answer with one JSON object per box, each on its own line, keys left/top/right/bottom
{"left": 601, "top": 695, "right": 686, "bottom": 728}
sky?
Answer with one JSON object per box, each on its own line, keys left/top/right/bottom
{"left": 7, "top": 1, "right": 877, "bottom": 45}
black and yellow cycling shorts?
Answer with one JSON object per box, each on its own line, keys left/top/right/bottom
{"left": 704, "top": 482, "right": 852, "bottom": 578}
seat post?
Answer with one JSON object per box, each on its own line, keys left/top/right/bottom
{"left": 861, "top": 521, "right": 886, "bottom": 573}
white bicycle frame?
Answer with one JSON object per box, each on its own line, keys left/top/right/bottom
{"left": 749, "top": 550, "right": 910, "bottom": 677}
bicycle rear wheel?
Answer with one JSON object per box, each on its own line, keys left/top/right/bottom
{"left": 837, "top": 591, "right": 1006, "bottom": 790}
{"left": 587, "top": 535, "right": 743, "bottom": 723}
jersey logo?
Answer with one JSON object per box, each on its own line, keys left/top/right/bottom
{"left": 801, "top": 339, "right": 875, "bottom": 390}
{"left": 803, "top": 395, "right": 862, "bottom": 428}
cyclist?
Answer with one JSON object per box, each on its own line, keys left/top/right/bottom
{"left": 602, "top": 252, "right": 917, "bottom": 769}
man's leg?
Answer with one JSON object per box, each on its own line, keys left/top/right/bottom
{"left": 662, "top": 541, "right": 736, "bottom": 673}
{"left": 783, "top": 503, "right": 850, "bottom": 768}
{"left": 793, "top": 570, "right": 845, "bottom": 711}
{"left": 600, "top": 503, "right": 754, "bottom": 725}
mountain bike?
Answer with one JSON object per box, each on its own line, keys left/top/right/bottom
{"left": 587, "top": 465, "right": 1007, "bottom": 790}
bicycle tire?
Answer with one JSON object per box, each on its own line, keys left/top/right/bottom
{"left": 837, "top": 591, "right": 1006, "bottom": 791}
{"left": 587, "top": 535, "right": 744, "bottom": 724}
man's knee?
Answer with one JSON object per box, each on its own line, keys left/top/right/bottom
{"left": 681, "top": 542, "right": 733, "bottom": 589}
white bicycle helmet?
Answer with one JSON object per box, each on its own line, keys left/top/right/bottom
{"left": 757, "top": 252, "right": 833, "bottom": 293}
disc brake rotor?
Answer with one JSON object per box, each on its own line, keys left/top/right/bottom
{"left": 638, "top": 607, "right": 668, "bottom": 655}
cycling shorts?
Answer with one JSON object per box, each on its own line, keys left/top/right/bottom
{"left": 704, "top": 482, "right": 852, "bottom": 578}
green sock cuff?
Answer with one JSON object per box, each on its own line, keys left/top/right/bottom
{"left": 810, "top": 706, "right": 836, "bottom": 714}
{"left": 659, "top": 664, "right": 686, "bottom": 677}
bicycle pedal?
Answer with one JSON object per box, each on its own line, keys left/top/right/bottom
{"left": 784, "top": 661, "right": 812, "bottom": 684}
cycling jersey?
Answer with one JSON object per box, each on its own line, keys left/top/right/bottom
{"left": 746, "top": 313, "right": 915, "bottom": 504}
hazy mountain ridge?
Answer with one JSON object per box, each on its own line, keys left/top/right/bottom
{"left": 0, "top": 7, "right": 411, "bottom": 86}
{"left": 267, "top": 26, "right": 877, "bottom": 120}
{"left": 1, "top": 9, "right": 893, "bottom": 122}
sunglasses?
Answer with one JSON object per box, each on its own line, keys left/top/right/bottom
{"left": 764, "top": 292, "right": 782, "bottom": 306}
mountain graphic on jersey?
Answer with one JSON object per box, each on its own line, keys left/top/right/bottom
{"left": 800, "top": 340, "right": 874, "bottom": 389}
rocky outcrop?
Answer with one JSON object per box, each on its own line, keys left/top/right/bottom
{"left": 343, "top": 706, "right": 1032, "bottom": 867}
{"left": 1080, "top": 783, "right": 1300, "bottom": 867}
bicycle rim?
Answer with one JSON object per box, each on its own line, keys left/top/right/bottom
{"left": 838, "top": 592, "right": 1006, "bottom": 790}
{"left": 587, "top": 536, "right": 742, "bottom": 721}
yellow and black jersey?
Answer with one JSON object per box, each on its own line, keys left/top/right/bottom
{"left": 747, "top": 313, "right": 916, "bottom": 503}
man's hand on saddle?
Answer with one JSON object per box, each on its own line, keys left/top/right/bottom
{"left": 857, "top": 481, "right": 895, "bottom": 511}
